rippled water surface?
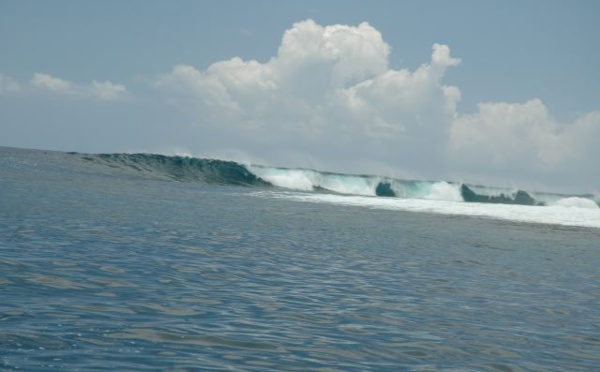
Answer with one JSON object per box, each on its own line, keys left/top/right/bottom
{"left": 1, "top": 148, "right": 600, "bottom": 371}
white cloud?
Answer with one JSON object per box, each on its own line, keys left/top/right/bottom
{"left": 90, "top": 80, "right": 129, "bottom": 101}
{"left": 276, "top": 20, "right": 390, "bottom": 89}
{"left": 154, "top": 19, "right": 463, "bottom": 175}
{"left": 0, "top": 74, "right": 23, "bottom": 94}
{"left": 449, "top": 99, "right": 600, "bottom": 170}
{"left": 31, "top": 73, "right": 76, "bottom": 94}
{"left": 31, "top": 73, "right": 129, "bottom": 101}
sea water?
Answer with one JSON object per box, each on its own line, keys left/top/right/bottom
{"left": 1, "top": 147, "right": 599, "bottom": 371}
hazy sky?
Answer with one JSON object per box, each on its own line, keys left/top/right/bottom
{"left": 1, "top": 0, "right": 599, "bottom": 193}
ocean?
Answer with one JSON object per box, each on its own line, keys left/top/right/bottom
{"left": 1, "top": 146, "right": 599, "bottom": 371}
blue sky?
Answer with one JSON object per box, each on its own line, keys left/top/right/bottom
{"left": 1, "top": 0, "right": 599, "bottom": 192}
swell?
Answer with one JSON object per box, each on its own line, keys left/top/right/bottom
{"left": 76, "top": 152, "right": 598, "bottom": 208}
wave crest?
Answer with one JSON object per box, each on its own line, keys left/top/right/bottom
{"left": 553, "top": 197, "right": 599, "bottom": 209}
{"left": 76, "top": 152, "right": 598, "bottom": 208}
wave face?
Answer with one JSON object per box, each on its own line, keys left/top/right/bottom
{"left": 82, "top": 153, "right": 269, "bottom": 186}
{"left": 79, "top": 153, "right": 599, "bottom": 209}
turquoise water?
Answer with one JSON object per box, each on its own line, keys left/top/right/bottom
{"left": 1, "top": 147, "right": 599, "bottom": 371}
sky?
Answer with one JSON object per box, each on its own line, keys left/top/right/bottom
{"left": 1, "top": 0, "right": 599, "bottom": 193}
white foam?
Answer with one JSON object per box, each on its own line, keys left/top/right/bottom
{"left": 258, "top": 170, "right": 315, "bottom": 191}
{"left": 255, "top": 191, "right": 600, "bottom": 229}
{"left": 319, "top": 175, "right": 377, "bottom": 196}
{"left": 248, "top": 166, "right": 378, "bottom": 195}
{"left": 553, "top": 197, "right": 599, "bottom": 209}
{"left": 425, "top": 182, "right": 463, "bottom": 202}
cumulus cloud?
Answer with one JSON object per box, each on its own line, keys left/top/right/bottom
{"left": 31, "top": 73, "right": 77, "bottom": 94}
{"left": 89, "top": 80, "right": 129, "bottom": 101}
{"left": 449, "top": 99, "right": 600, "bottom": 182}
{"left": 154, "top": 19, "right": 463, "bottom": 175}
{"left": 31, "top": 73, "right": 129, "bottom": 101}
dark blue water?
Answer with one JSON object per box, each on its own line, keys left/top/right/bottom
{"left": 1, "top": 147, "right": 599, "bottom": 371}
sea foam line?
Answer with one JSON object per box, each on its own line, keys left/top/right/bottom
{"left": 253, "top": 191, "right": 600, "bottom": 229}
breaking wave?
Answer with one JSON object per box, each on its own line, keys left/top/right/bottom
{"left": 79, "top": 153, "right": 599, "bottom": 209}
